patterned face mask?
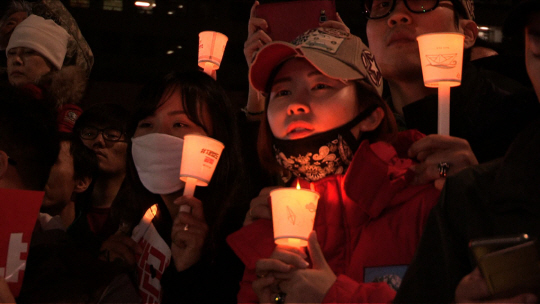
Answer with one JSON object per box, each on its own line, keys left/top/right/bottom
{"left": 272, "top": 104, "right": 379, "bottom": 182}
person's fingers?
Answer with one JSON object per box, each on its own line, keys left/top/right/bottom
{"left": 175, "top": 196, "right": 206, "bottom": 222}
{"left": 244, "top": 187, "right": 279, "bottom": 225}
{"left": 109, "top": 233, "right": 142, "bottom": 254}
{"left": 106, "top": 242, "right": 138, "bottom": 265}
{"left": 501, "top": 293, "right": 537, "bottom": 304}
{"left": 244, "top": 30, "right": 272, "bottom": 66}
{"left": 248, "top": 203, "right": 272, "bottom": 222}
{"left": 252, "top": 275, "right": 276, "bottom": 303}
{"left": 172, "top": 229, "right": 206, "bottom": 248}
{"left": 456, "top": 268, "right": 538, "bottom": 303}
{"left": 319, "top": 19, "right": 349, "bottom": 33}
{"left": 455, "top": 268, "right": 490, "bottom": 302}
{"left": 174, "top": 211, "right": 208, "bottom": 230}
{"left": 434, "top": 178, "right": 446, "bottom": 190}
{"left": 0, "top": 276, "right": 15, "bottom": 303}
{"left": 250, "top": 1, "right": 259, "bottom": 18}
{"left": 269, "top": 246, "right": 309, "bottom": 269}
{"left": 412, "top": 152, "right": 477, "bottom": 184}
{"left": 249, "top": 18, "right": 269, "bottom": 35}
{"left": 306, "top": 231, "right": 328, "bottom": 270}
{"left": 336, "top": 12, "right": 344, "bottom": 24}
{"left": 275, "top": 245, "right": 308, "bottom": 259}
{"left": 419, "top": 148, "right": 478, "bottom": 168}
{"left": 256, "top": 258, "right": 294, "bottom": 275}
{"left": 259, "top": 186, "right": 281, "bottom": 197}
{"left": 410, "top": 161, "right": 438, "bottom": 185}
{"left": 408, "top": 135, "right": 470, "bottom": 159}
{"left": 248, "top": 1, "right": 269, "bottom": 36}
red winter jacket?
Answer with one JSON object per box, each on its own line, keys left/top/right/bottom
{"left": 227, "top": 131, "right": 441, "bottom": 303}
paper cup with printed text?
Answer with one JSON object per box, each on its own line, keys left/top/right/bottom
{"left": 270, "top": 187, "right": 320, "bottom": 247}
{"left": 179, "top": 134, "right": 224, "bottom": 186}
{"left": 417, "top": 32, "right": 465, "bottom": 87}
{"left": 198, "top": 31, "right": 228, "bottom": 71}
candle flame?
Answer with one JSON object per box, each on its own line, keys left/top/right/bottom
{"left": 296, "top": 181, "right": 301, "bottom": 190}
{"left": 135, "top": 1, "right": 151, "bottom": 7}
{"left": 149, "top": 204, "right": 158, "bottom": 217}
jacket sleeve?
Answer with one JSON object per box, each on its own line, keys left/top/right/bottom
{"left": 393, "top": 175, "right": 475, "bottom": 303}
{"left": 323, "top": 275, "right": 396, "bottom": 303}
{"left": 227, "top": 220, "right": 276, "bottom": 304}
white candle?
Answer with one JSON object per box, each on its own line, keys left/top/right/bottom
{"left": 132, "top": 204, "right": 158, "bottom": 242}
{"left": 438, "top": 84, "right": 451, "bottom": 135}
{"left": 270, "top": 184, "right": 320, "bottom": 247}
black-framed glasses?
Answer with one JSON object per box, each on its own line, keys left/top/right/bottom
{"left": 79, "top": 126, "right": 126, "bottom": 142}
{"left": 363, "top": 0, "right": 447, "bottom": 19}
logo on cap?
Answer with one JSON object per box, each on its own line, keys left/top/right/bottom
{"left": 361, "top": 50, "right": 382, "bottom": 87}
{"left": 291, "top": 28, "right": 349, "bottom": 54}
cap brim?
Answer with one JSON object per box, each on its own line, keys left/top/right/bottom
{"left": 249, "top": 42, "right": 366, "bottom": 93}
{"left": 249, "top": 42, "right": 298, "bottom": 92}
{"left": 301, "top": 48, "right": 364, "bottom": 83}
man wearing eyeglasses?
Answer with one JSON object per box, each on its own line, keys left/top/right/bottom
{"left": 363, "top": 0, "right": 540, "bottom": 184}
{"left": 68, "top": 103, "right": 131, "bottom": 259}
{"left": 391, "top": 0, "right": 540, "bottom": 302}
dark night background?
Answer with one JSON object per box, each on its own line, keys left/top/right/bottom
{"left": 0, "top": 0, "right": 527, "bottom": 109}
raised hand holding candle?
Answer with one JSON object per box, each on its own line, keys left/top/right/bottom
{"left": 270, "top": 182, "right": 320, "bottom": 247}
{"left": 198, "top": 31, "right": 228, "bottom": 80}
{"left": 179, "top": 134, "right": 224, "bottom": 212}
{"left": 417, "top": 33, "right": 465, "bottom": 135}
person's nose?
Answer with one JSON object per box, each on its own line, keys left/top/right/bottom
{"left": 287, "top": 96, "right": 310, "bottom": 116}
{"left": 91, "top": 132, "right": 106, "bottom": 147}
{"left": 387, "top": 0, "right": 412, "bottom": 27}
{"left": 156, "top": 123, "right": 170, "bottom": 134}
{"left": 9, "top": 51, "right": 23, "bottom": 66}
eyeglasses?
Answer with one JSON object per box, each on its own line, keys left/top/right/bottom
{"left": 79, "top": 126, "right": 126, "bottom": 142}
{"left": 363, "top": 0, "right": 450, "bottom": 19}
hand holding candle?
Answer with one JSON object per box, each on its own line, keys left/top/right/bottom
{"left": 198, "top": 31, "right": 228, "bottom": 79}
{"left": 179, "top": 134, "right": 225, "bottom": 212}
{"left": 270, "top": 183, "right": 320, "bottom": 247}
{"left": 417, "top": 33, "right": 465, "bottom": 135}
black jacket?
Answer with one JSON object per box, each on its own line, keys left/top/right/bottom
{"left": 394, "top": 118, "right": 540, "bottom": 303}
{"left": 394, "top": 62, "right": 540, "bottom": 163}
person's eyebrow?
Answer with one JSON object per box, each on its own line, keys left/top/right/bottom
{"left": 166, "top": 110, "right": 187, "bottom": 117}
{"left": 272, "top": 70, "right": 324, "bottom": 87}
{"left": 272, "top": 76, "right": 292, "bottom": 87}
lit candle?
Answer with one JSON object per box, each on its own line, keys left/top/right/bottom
{"left": 270, "top": 182, "right": 320, "bottom": 247}
{"left": 132, "top": 204, "right": 158, "bottom": 242}
{"left": 198, "top": 31, "right": 228, "bottom": 79}
{"left": 416, "top": 33, "right": 464, "bottom": 135}
{"left": 179, "top": 134, "right": 225, "bottom": 213}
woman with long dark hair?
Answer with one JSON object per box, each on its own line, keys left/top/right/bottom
{"left": 106, "top": 70, "right": 250, "bottom": 303}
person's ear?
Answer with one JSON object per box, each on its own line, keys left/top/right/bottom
{"left": 359, "top": 107, "right": 385, "bottom": 132}
{"left": 73, "top": 176, "right": 92, "bottom": 194}
{"left": 461, "top": 20, "right": 478, "bottom": 49}
{"left": 0, "top": 151, "right": 8, "bottom": 180}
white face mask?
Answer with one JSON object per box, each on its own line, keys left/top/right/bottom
{"left": 131, "top": 133, "right": 185, "bottom": 195}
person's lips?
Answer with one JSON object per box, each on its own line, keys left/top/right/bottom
{"left": 93, "top": 150, "right": 106, "bottom": 158}
{"left": 9, "top": 71, "right": 23, "bottom": 77}
{"left": 286, "top": 121, "right": 314, "bottom": 139}
{"left": 387, "top": 31, "right": 416, "bottom": 47}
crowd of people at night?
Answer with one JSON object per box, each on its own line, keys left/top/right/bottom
{"left": 1, "top": 0, "right": 540, "bottom": 303}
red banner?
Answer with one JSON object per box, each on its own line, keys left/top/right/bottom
{"left": 0, "top": 188, "right": 43, "bottom": 297}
